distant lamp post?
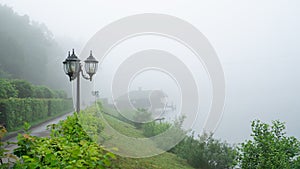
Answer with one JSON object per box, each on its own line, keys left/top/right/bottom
{"left": 91, "top": 91, "right": 100, "bottom": 98}
{"left": 92, "top": 90, "right": 100, "bottom": 103}
{"left": 63, "top": 49, "right": 98, "bottom": 112}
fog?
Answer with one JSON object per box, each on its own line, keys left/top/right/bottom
{"left": 1, "top": 0, "right": 299, "bottom": 143}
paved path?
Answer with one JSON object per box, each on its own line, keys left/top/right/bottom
{"left": 3, "top": 112, "right": 73, "bottom": 152}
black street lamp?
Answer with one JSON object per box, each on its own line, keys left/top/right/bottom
{"left": 63, "top": 49, "right": 98, "bottom": 112}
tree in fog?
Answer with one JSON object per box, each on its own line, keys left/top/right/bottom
{"left": 237, "top": 120, "right": 300, "bottom": 169}
{"left": 0, "top": 5, "right": 68, "bottom": 91}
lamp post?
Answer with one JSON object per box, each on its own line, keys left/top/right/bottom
{"left": 92, "top": 90, "right": 100, "bottom": 103}
{"left": 63, "top": 49, "right": 99, "bottom": 112}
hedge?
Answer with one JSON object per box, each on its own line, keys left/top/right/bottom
{"left": 0, "top": 98, "right": 73, "bottom": 131}
{"left": 0, "top": 79, "right": 68, "bottom": 99}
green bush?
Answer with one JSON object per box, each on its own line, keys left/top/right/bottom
{"left": 10, "top": 79, "right": 34, "bottom": 98}
{"left": 143, "top": 121, "right": 171, "bottom": 137}
{"left": 53, "top": 90, "right": 68, "bottom": 99}
{"left": 0, "top": 98, "right": 72, "bottom": 131}
{"left": 1, "top": 124, "right": 18, "bottom": 168}
{"left": 78, "top": 106, "right": 105, "bottom": 141}
{"left": 151, "top": 117, "right": 187, "bottom": 152}
{"left": 33, "top": 85, "right": 53, "bottom": 98}
{"left": 237, "top": 120, "right": 300, "bottom": 169}
{"left": 13, "top": 114, "right": 115, "bottom": 169}
{"left": 4, "top": 79, "right": 67, "bottom": 99}
{"left": 0, "top": 79, "right": 18, "bottom": 98}
{"left": 0, "top": 78, "right": 71, "bottom": 131}
{"left": 173, "top": 132, "right": 236, "bottom": 169}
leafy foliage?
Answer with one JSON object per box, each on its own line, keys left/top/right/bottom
{"left": 10, "top": 79, "right": 68, "bottom": 99}
{"left": 173, "top": 132, "right": 237, "bottom": 169}
{"left": 142, "top": 121, "right": 171, "bottom": 137}
{"left": 0, "top": 78, "right": 71, "bottom": 131}
{"left": 52, "top": 90, "right": 68, "bottom": 99}
{"left": 0, "top": 124, "right": 18, "bottom": 168}
{"left": 10, "top": 79, "right": 33, "bottom": 98}
{"left": 150, "top": 117, "right": 187, "bottom": 151}
{"left": 13, "top": 113, "right": 115, "bottom": 168}
{"left": 0, "top": 78, "right": 68, "bottom": 99}
{"left": 237, "top": 120, "right": 300, "bottom": 169}
{"left": 32, "top": 85, "right": 53, "bottom": 98}
{"left": 0, "top": 98, "right": 72, "bottom": 131}
{"left": 0, "top": 79, "right": 18, "bottom": 99}
{"left": 78, "top": 106, "right": 105, "bottom": 141}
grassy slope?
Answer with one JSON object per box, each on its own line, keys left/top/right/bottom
{"left": 112, "top": 153, "right": 193, "bottom": 169}
{"left": 99, "top": 107, "right": 194, "bottom": 169}
{"left": 103, "top": 113, "right": 144, "bottom": 138}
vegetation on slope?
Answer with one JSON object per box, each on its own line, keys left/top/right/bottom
{"left": 1, "top": 102, "right": 299, "bottom": 168}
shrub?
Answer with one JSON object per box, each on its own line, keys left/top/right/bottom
{"left": 143, "top": 121, "right": 171, "bottom": 137}
{"left": 53, "top": 90, "right": 68, "bottom": 99}
{"left": 0, "top": 79, "right": 18, "bottom": 98}
{"left": 237, "top": 120, "right": 300, "bottom": 169}
{"left": 10, "top": 79, "right": 33, "bottom": 98}
{"left": 0, "top": 98, "right": 72, "bottom": 131}
{"left": 78, "top": 106, "right": 105, "bottom": 141}
{"left": 145, "top": 116, "right": 187, "bottom": 151}
{"left": 33, "top": 85, "right": 53, "bottom": 98}
{"left": 0, "top": 124, "right": 18, "bottom": 168}
{"left": 173, "top": 132, "right": 236, "bottom": 169}
{"left": 13, "top": 114, "right": 115, "bottom": 169}
{"left": 0, "top": 78, "right": 71, "bottom": 130}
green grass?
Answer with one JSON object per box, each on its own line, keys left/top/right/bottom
{"left": 112, "top": 153, "right": 194, "bottom": 169}
{"left": 95, "top": 106, "right": 194, "bottom": 169}
{"left": 102, "top": 113, "right": 144, "bottom": 138}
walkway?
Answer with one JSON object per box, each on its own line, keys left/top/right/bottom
{"left": 3, "top": 112, "right": 73, "bottom": 152}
